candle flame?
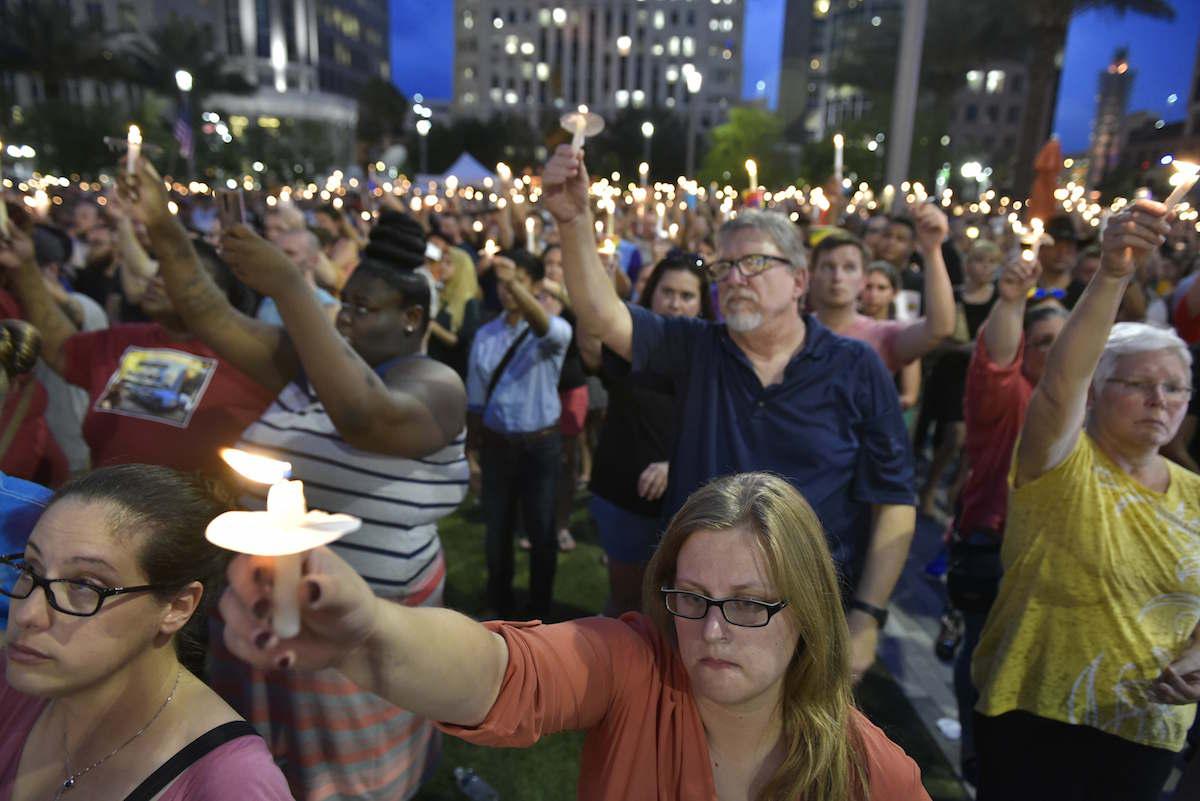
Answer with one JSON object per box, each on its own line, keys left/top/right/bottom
{"left": 221, "top": 448, "right": 292, "bottom": 484}
{"left": 1173, "top": 160, "right": 1200, "bottom": 177}
{"left": 833, "top": 133, "right": 844, "bottom": 148}
{"left": 128, "top": 125, "right": 142, "bottom": 146}
{"left": 745, "top": 158, "right": 757, "bottom": 173}
{"left": 578, "top": 104, "right": 589, "bottom": 115}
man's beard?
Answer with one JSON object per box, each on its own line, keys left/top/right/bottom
{"left": 726, "top": 311, "right": 763, "bottom": 332}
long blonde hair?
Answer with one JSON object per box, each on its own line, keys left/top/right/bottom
{"left": 644, "top": 473, "right": 869, "bottom": 801}
{"left": 440, "top": 247, "right": 480, "bottom": 331}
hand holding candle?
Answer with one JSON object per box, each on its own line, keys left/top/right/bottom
{"left": 1162, "top": 160, "right": 1200, "bottom": 211}
{"left": 126, "top": 125, "right": 142, "bottom": 176}
{"left": 208, "top": 449, "right": 360, "bottom": 639}
{"left": 745, "top": 158, "right": 758, "bottom": 192}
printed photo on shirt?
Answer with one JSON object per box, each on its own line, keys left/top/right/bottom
{"left": 93, "top": 346, "right": 217, "bottom": 428}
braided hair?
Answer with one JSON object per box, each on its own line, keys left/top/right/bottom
{"left": 353, "top": 210, "right": 433, "bottom": 333}
{"left": 0, "top": 320, "right": 40, "bottom": 398}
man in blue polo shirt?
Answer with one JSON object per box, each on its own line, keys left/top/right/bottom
{"left": 543, "top": 145, "right": 916, "bottom": 680}
{"left": 467, "top": 249, "right": 572, "bottom": 621}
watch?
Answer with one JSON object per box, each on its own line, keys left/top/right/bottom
{"left": 848, "top": 599, "right": 889, "bottom": 629}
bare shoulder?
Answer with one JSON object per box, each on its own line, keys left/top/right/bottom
{"left": 383, "top": 356, "right": 468, "bottom": 441}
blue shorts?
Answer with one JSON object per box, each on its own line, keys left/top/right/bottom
{"left": 590, "top": 494, "right": 661, "bottom": 564}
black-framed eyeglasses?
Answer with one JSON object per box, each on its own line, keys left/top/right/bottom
{"left": 707, "top": 254, "right": 791, "bottom": 282}
{"left": 661, "top": 587, "right": 789, "bottom": 628}
{"left": 0, "top": 554, "right": 169, "bottom": 617}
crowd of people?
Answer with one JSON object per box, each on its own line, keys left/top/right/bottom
{"left": 0, "top": 134, "right": 1198, "bottom": 801}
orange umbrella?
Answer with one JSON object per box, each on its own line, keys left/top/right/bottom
{"left": 1027, "top": 136, "right": 1062, "bottom": 223}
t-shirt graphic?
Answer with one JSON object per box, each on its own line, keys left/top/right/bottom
{"left": 93, "top": 347, "right": 217, "bottom": 428}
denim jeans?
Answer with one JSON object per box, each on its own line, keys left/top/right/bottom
{"left": 481, "top": 431, "right": 562, "bottom": 618}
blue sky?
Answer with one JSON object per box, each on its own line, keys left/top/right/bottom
{"left": 389, "top": 0, "right": 1198, "bottom": 153}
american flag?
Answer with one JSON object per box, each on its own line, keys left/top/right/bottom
{"left": 174, "top": 101, "right": 193, "bottom": 160}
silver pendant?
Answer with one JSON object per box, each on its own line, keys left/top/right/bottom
{"left": 62, "top": 778, "right": 75, "bottom": 790}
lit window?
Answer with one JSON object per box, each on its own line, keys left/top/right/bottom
{"left": 668, "top": 36, "right": 679, "bottom": 56}
{"left": 490, "top": 87, "right": 503, "bottom": 102}
{"left": 520, "top": 41, "right": 535, "bottom": 55}
{"left": 505, "top": 90, "right": 518, "bottom": 104}
{"left": 653, "top": 10, "right": 665, "bottom": 29}
{"left": 652, "top": 43, "right": 664, "bottom": 56}
{"left": 709, "top": 19, "right": 719, "bottom": 31}
{"left": 682, "top": 36, "right": 694, "bottom": 57}
{"left": 464, "top": 66, "right": 474, "bottom": 79}
{"left": 632, "top": 89, "right": 646, "bottom": 107}
{"left": 536, "top": 62, "right": 550, "bottom": 80}
{"left": 615, "top": 89, "right": 630, "bottom": 107}
{"left": 463, "top": 11, "right": 473, "bottom": 29}
{"left": 463, "top": 92, "right": 476, "bottom": 104}
{"left": 985, "top": 70, "right": 1005, "bottom": 94}
{"left": 966, "top": 70, "right": 983, "bottom": 92}
{"left": 810, "top": 58, "right": 821, "bottom": 70}
{"left": 722, "top": 49, "right": 732, "bottom": 60}
{"left": 552, "top": 7, "right": 567, "bottom": 25}
{"left": 493, "top": 16, "right": 503, "bottom": 29}
{"left": 870, "top": 15, "right": 882, "bottom": 26}
{"left": 538, "top": 9, "right": 550, "bottom": 25}
{"left": 666, "top": 66, "right": 679, "bottom": 81}
{"left": 814, "top": 0, "right": 830, "bottom": 16}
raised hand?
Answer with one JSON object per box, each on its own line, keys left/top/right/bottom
{"left": 996, "top": 255, "right": 1042, "bottom": 304}
{"left": 913, "top": 202, "right": 949, "bottom": 254}
{"left": 218, "top": 546, "right": 381, "bottom": 673}
{"left": 1101, "top": 199, "right": 1169, "bottom": 280}
{"left": 541, "top": 145, "right": 591, "bottom": 225}
{"left": 221, "top": 223, "right": 305, "bottom": 299}
{"left": 118, "top": 158, "right": 174, "bottom": 228}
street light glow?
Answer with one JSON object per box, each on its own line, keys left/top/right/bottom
{"left": 175, "top": 70, "right": 193, "bottom": 93}
{"left": 416, "top": 119, "right": 432, "bottom": 136}
{"left": 960, "top": 161, "right": 982, "bottom": 180}
{"left": 641, "top": 121, "right": 655, "bottom": 139}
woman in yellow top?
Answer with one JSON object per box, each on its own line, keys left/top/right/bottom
{"left": 971, "top": 199, "right": 1200, "bottom": 801}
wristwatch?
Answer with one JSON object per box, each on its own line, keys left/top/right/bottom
{"left": 849, "top": 599, "right": 889, "bottom": 629}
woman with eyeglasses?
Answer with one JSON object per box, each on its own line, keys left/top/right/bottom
{"left": 217, "top": 471, "right": 928, "bottom": 801}
{"left": 582, "top": 253, "right": 715, "bottom": 616}
{"left": 971, "top": 200, "right": 1200, "bottom": 801}
{"left": 1, "top": 464, "right": 293, "bottom": 800}
{"left": 120, "top": 162, "right": 468, "bottom": 801}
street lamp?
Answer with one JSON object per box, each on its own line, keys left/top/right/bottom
{"left": 174, "top": 69, "right": 195, "bottom": 177}
{"left": 684, "top": 69, "right": 703, "bottom": 177}
{"left": 641, "top": 121, "right": 654, "bottom": 178}
{"left": 416, "top": 118, "right": 432, "bottom": 174}
{"left": 174, "top": 69, "right": 193, "bottom": 93}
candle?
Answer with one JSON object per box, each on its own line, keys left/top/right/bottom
{"left": 483, "top": 238, "right": 499, "bottom": 258}
{"left": 560, "top": 105, "right": 603, "bottom": 152}
{"left": 0, "top": 139, "right": 7, "bottom": 238}
{"left": 833, "top": 133, "right": 844, "bottom": 186}
{"left": 1163, "top": 161, "right": 1200, "bottom": 210}
{"left": 496, "top": 162, "right": 512, "bottom": 184}
{"left": 638, "top": 161, "right": 649, "bottom": 188}
{"left": 126, "top": 125, "right": 142, "bottom": 175}
{"left": 208, "top": 449, "right": 361, "bottom": 639}
{"left": 655, "top": 202, "right": 665, "bottom": 234}
{"left": 525, "top": 215, "right": 536, "bottom": 253}
{"left": 1018, "top": 218, "right": 1046, "bottom": 264}
{"left": 745, "top": 158, "right": 758, "bottom": 191}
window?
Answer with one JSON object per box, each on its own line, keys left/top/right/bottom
{"left": 965, "top": 70, "right": 983, "bottom": 93}
{"left": 1006, "top": 105, "right": 1020, "bottom": 124}
{"left": 965, "top": 104, "right": 977, "bottom": 122}
{"left": 1011, "top": 74, "right": 1023, "bottom": 94}
{"left": 985, "top": 70, "right": 1005, "bottom": 94}
{"left": 986, "top": 105, "right": 999, "bottom": 123}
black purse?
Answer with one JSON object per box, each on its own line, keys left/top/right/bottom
{"left": 946, "top": 539, "right": 1003, "bottom": 614}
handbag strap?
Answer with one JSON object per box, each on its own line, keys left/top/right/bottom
{"left": 122, "top": 721, "right": 260, "bottom": 801}
{"left": 0, "top": 378, "right": 36, "bottom": 465}
{"left": 484, "top": 326, "right": 533, "bottom": 409}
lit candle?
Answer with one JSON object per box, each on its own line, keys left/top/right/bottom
{"left": 745, "top": 158, "right": 758, "bottom": 191}
{"left": 638, "top": 161, "right": 649, "bottom": 188}
{"left": 655, "top": 201, "right": 665, "bottom": 234}
{"left": 483, "top": 238, "right": 499, "bottom": 258}
{"left": 1163, "top": 160, "right": 1200, "bottom": 210}
{"left": 833, "top": 133, "right": 844, "bottom": 186}
{"left": 525, "top": 215, "right": 536, "bottom": 252}
{"left": 208, "top": 449, "right": 361, "bottom": 639}
{"left": 126, "top": 125, "right": 142, "bottom": 175}
{"left": 1018, "top": 218, "right": 1046, "bottom": 264}
{"left": 560, "top": 105, "right": 604, "bottom": 152}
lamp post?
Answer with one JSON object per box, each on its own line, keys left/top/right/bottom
{"left": 641, "top": 121, "right": 654, "bottom": 179}
{"left": 174, "top": 69, "right": 195, "bottom": 178}
{"left": 416, "top": 118, "right": 431, "bottom": 174}
{"left": 685, "top": 69, "right": 703, "bottom": 177}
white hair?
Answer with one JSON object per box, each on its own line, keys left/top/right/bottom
{"left": 1092, "top": 322, "right": 1192, "bottom": 393}
{"left": 717, "top": 210, "right": 807, "bottom": 270}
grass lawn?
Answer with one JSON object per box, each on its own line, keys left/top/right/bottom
{"left": 414, "top": 495, "right": 969, "bottom": 801}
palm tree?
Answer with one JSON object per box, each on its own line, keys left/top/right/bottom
{"left": 1010, "top": 0, "right": 1175, "bottom": 198}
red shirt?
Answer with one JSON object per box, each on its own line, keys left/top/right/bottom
{"left": 62, "top": 324, "right": 273, "bottom": 477}
{"left": 441, "top": 614, "right": 929, "bottom": 801}
{"left": 1173, "top": 284, "right": 1200, "bottom": 345}
{"left": 957, "top": 330, "right": 1034, "bottom": 538}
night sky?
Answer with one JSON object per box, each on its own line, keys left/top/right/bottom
{"left": 389, "top": 0, "right": 1198, "bottom": 155}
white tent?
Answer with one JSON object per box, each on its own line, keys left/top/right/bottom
{"left": 435, "top": 152, "right": 496, "bottom": 185}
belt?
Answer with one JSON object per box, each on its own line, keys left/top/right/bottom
{"left": 481, "top": 425, "right": 559, "bottom": 446}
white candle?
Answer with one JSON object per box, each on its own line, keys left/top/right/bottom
{"left": 1163, "top": 161, "right": 1200, "bottom": 210}
{"left": 126, "top": 125, "right": 142, "bottom": 176}
{"left": 571, "top": 105, "right": 589, "bottom": 150}
{"left": 1019, "top": 218, "right": 1045, "bottom": 264}
{"left": 208, "top": 449, "right": 360, "bottom": 640}
{"left": 525, "top": 216, "right": 536, "bottom": 253}
{"left": 745, "top": 158, "right": 758, "bottom": 191}
{"left": 483, "top": 238, "right": 499, "bottom": 258}
{"left": 833, "top": 133, "right": 844, "bottom": 186}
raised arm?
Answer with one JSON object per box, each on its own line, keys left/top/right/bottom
{"left": 219, "top": 547, "right": 509, "bottom": 727}
{"left": 121, "top": 161, "right": 298, "bottom": 394}
{"left": 982, "top": 257, "right": 1040, "bottom": 369}
{"left": 892, "top": 203, "right": 956, "bottom": 364}
{"left": 221, "top": 226, "right": 466, "bottom": 458}
{"left": 0, "top": 223, "right": 75, "bottom": 374}
{"left": 1014, "top": 200, "right": 1170, "bottom": 486}
{"left": 493, "top": 256, "right": 550, "bottom": 337}
{"left": 542, "top": 146, "right": 633, "bottom": 361}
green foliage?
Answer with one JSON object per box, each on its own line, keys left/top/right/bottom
{"left": 699, "top": 107, "right": 788, "bottom": 188}
{"left": 0, "top": 0, "right": 126, "bottom": 101}
{"left": 357, "top": 77, "right": 410, "bottom": 158}
{"left": 588, "top": 106, "right": 690, "bottom": 181}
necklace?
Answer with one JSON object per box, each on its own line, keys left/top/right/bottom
{"left": 52, "top": 668, "right": 181, "bottom": 801}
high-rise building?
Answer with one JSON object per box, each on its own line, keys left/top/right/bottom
{"left": 315, "top": 0, "right": 391, "bottom": 98}
{"left": 451, "top": 0, "right": 744, "bottom": 130}
{"left": 1086, "top": 48, "right": 1134, "bottom": 189}
{"left": 947, "top": 60, "right": 1031, "bottom": 184}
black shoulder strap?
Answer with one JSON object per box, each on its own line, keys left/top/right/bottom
{"left": 484, "top": 326, "right": 533, "bottom": 408}
{"left": 122, "top": 721, "right": 261, "bottom": 801}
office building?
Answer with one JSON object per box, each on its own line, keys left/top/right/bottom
{"left": 451, "top": 0, "right": 745, "bottom": 130}
{"left": 1086, "top": 48, "right": 1134, "bottom": 189}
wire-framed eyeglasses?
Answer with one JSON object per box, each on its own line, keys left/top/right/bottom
{"left": 661, "top": 587, "right": 789, "bottom": 628}
{"left": 0, "top": 554, "right": 171, "bottom": 617}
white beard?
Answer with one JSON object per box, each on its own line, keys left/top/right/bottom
{"left": 725, "top": 311, "right": 763, "bottom": 332}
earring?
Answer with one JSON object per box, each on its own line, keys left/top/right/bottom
{"left": 405, "top": 325, "right": 415, "bottom": 334}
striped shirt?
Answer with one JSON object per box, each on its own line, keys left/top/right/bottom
{"left": 237, "top": 377, "right": 468, "bottom": 596}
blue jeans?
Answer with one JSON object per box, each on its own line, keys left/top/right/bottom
{"left": 481, "top": 430, "right": 562, "bottom": 618}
